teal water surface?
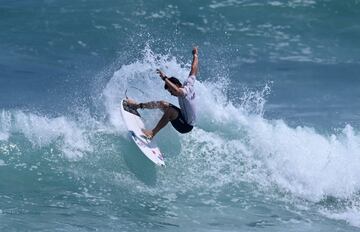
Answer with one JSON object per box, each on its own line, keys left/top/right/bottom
{"left": 1, "top": 1, "right": 360, "bottom": 231}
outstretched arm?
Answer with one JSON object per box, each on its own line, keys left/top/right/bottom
{"left": 189, "top": 47, "right": 198, "bottom": 77}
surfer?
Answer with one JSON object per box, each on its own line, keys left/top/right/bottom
{"left": 126, "top": 47, "right": 198, "bottom": 139}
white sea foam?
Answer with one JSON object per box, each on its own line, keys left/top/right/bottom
{"left": 322, "top": 207, "right": 360, "bottom": 227}
{"left": 0, "top": 110, "right": 92, "bottom": 160}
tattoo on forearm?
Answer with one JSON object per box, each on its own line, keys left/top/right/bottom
{"left": 144, "top": 101, "right": 163, "bottom": 109}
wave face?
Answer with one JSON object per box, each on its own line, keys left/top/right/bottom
{"left": 1, "top": 0, "right": 360, "bottom": 231}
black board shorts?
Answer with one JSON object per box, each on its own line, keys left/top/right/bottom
{"left": 169, "top": 104, "right": 193, "bottom": 134}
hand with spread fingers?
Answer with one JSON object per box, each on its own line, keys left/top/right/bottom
{"left": 156, "top": 69, "right": 167, "bottom": 81}
{"left": 192, "top": 47, "right": 198, "bottom": 56}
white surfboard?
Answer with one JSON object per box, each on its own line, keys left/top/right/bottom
{"left": 120, "top": 99, "right": 165, "bottom": 167}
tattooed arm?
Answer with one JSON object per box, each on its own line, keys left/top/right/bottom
{"left": 135, "top": 101, "right": 169, "bottom": 110}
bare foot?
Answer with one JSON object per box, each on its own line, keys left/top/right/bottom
{"left": 142, "top": 129, "right": 154, "bottom": 140}
{"left": 125, "top": 98, "right": 138, "bottom": 108}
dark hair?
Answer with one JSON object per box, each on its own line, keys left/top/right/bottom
{"left": 164, "top": 77, "right": 182, "bottom": 89}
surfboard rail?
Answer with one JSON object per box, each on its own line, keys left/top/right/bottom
{"left": 120, "top": 99, "right": 165, "bottom": 167}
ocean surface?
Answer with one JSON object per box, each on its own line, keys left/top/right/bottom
{"left": 1, "top": 0, "right": 360, "bottom": 231}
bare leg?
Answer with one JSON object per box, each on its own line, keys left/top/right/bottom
{"left": 143, "top": 106, "right": 178, "bottom": 139}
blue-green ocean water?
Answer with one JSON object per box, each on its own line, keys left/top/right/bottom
{"left": 1, "top": 0, "right": 360, "bottom": 231}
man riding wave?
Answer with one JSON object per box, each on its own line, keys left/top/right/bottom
{"left": 126, "top": 47, "right": 199, "bottom": 139}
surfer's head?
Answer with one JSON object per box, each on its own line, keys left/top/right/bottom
{"left": 164, "top": 77, "right": 182, "bottom": 96}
